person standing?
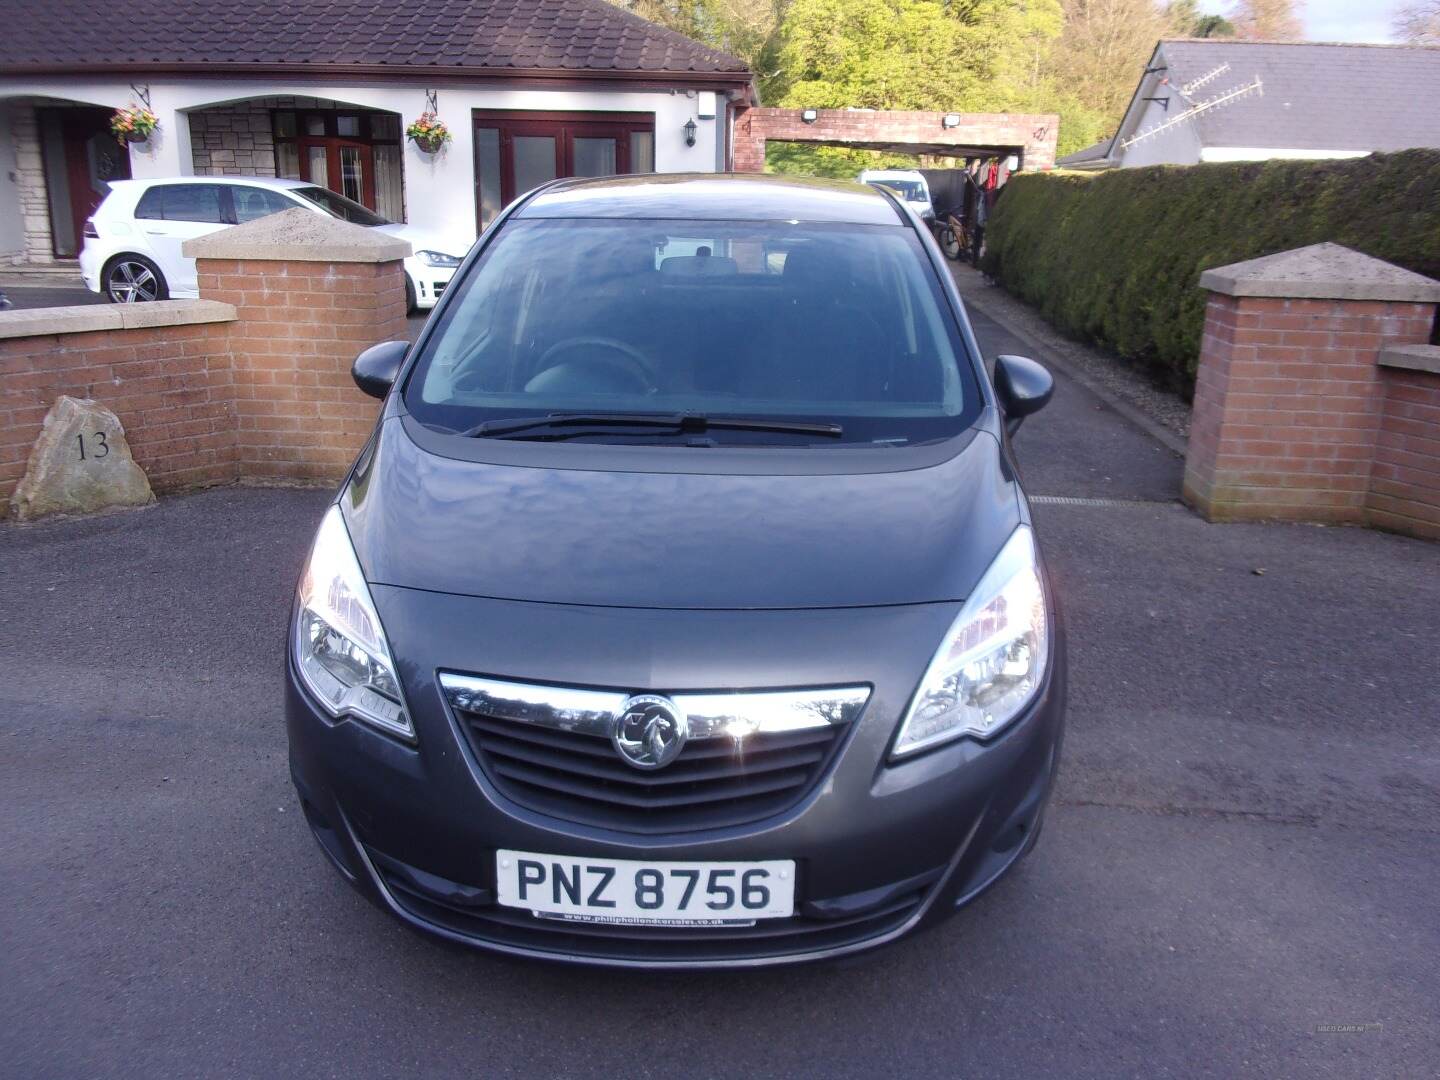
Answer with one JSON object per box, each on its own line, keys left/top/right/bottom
{"left": 971, "top": 185, "right": 988, "bottom": 266}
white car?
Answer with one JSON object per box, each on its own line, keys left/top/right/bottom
{"left": 857, "top": 169, "right": 935, "bottom": 222}
{"left": 79, "top": 176, "right": 467, "bottom": 311}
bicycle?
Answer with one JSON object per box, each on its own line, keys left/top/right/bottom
{"left": 936, "top": 212, "right": 971, "bottom": 262}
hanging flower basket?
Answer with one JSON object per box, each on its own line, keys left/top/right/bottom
{"left": 110, "top": 104, "right": 159, "bottom": 144}
{"left": 406, "top": 112, "right": 451, "bottom": 154}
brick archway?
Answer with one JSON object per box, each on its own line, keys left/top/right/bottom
{"left": 732, "top": 107, "right": 1058, "bottom": 173}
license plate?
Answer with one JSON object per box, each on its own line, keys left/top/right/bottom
{"left": 496, "top": 849, "right": 795, "bottom": 926}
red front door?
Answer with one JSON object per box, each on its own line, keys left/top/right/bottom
{"left": 39, "top": 107, "right": 132, "bottom": 258}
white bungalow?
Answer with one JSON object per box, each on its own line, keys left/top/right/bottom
{"left": 0, "top": 0, "right": 753, "bottom": 273}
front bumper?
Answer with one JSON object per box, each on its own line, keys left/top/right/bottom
{"left": 405, "top": 262, "right": 456, "bottom": 309}
{"left": 78, "top": 246, "right": 101, "bottom": 293}
{"left": 287, "top": 590, "right": 1067, "bottom": 968}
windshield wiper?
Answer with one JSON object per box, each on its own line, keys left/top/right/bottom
{"left": 463, "top": 412, "right": 843, "bottom": 440}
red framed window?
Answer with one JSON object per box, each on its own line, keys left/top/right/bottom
{"left": 473, "top": 110, "right": 655, "bottom": 232}
{"left": 272, "top": 109, "right": 404, "bottom": 221}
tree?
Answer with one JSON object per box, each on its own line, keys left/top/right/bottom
{"left": 1043, "top": 0, "right": 1181, "bottom": 122}
{"left": 1191, "top": 13, "right": 1236, "bottom": 36}
{"left": 618, "top": 1, "right": 792, "bottom": 98}
{"left": 1166, "top": 0, "right": 1235, "bottom": 36}
{"left": 1229, "top": 0, "right": 1303, "bottom": 40}
{"left": 615, "top": 0, "right": 1224, "bottom": 164}
{"left": 763, "top": 0, "right": 1086, "bottom": 170}
{"left": 775, "top": 0, "right": 1062, "bottom": 112}
{"left": 778, "top": 0, "right": 978, "bottom": 110}
{"left": 1393, "top": 0, "right": 1440, "bottom": 43}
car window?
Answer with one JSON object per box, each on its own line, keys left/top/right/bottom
{"left": 146, "top": 184, "right": 225, "bottom": 224}
{"left": 290, "top": 185, "right": 389, "bottom": 226}
{"left": 134, "top": 187, "right": 165, "bottom": 220}
{"left": 866, "top": 180, "right": 926, "bottom": 202}
{"left": 405, "top": 218, "right": 979, "bottom": 447}
{"left": 232, "top": 186, "right": 299, "bottom": 224}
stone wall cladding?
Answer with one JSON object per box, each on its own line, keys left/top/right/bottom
{"left": 188, "top": 102, "right": 277, "bottom": 177}
{"left": 7, "top": 104, "right": 59, "bottom": 266}
{"left": 195, "top": 256, "right": 409, "bottom": 482}
{"left": 187, "top": 97, "right": 346, "bottom": 177}
{"left": 1, "top": 320, "right": 238, "bottom": 505}
{"left": 733, "top": 107, "right": 1059, "bottom": 173}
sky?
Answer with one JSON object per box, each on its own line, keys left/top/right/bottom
{"left": 1195, "top": 0, "right": 1409, "bottom": 43}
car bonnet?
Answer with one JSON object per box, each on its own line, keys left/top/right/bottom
{"left": 341, "top": 418, "right": 1021, "bottom": 611}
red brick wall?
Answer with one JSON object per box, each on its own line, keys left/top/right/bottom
{"left": 2, "top": 254, "right": 408, "bottom": 518}
{"left": 732, "top": 107, "right": 1058, "bottom": 173}
{"left": 195, "top": 257, "right": 408, "bottom": 483}
{"left": 1, "top": 320, "right": 237, "bottom": 508}
{"left": 1185, "top": 293, "right": 1439, "bottom": 536}
{"left": 1369, "top": 367, "right": 1440, "bottom": 538}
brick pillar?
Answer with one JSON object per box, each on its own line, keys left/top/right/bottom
{"left": 186, "top": 208, "right": 411, "bottom": 483}
{"left": 1184, "top": 243, "right": 1440, "bottom": 524}
{"left": 732, "top": 107, "right": 763, "bottom": 173}
{"left": 1369, "top": 346, "right": 1440, "bottom": 539}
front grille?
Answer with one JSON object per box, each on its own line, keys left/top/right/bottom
{"left": 456, "top": 709, "right": 848, "bottom": 833}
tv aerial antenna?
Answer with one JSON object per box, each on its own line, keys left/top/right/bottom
{"left": 1179, "top": 62, "right": 1232, "bottom": 101}
{"left": 1121, "top": 72, "right": 1263, "bottom": 150}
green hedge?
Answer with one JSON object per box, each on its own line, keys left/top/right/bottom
{"left": 980, "top": 151, "right": 1440, "bottom": 397}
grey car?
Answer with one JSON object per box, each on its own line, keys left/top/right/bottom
{"left": 286, "top": 173, "right": 1066, "bottom": 968}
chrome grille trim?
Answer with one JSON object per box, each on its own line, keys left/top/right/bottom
{"left": 438, "top": 674, "right": 870, "bottom": 741}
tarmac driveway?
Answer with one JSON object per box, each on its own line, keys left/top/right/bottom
{"left": 2, "top": 306, "right": 1437, "bottom": 1078}
{"left": 1, "top": 284, "right": 106, "bottom": 310}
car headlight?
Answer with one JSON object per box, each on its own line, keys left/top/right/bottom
{"left": 415, "top": 249, "right": 461, "bottom": 267}
{"left": 292, "top": 505, "right": 413, "bottom": 740}
{"left": 892, "top": 526, "right": 1048, "bottom": 758}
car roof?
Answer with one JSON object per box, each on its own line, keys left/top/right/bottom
{"left": 860, "top": 170, "right": 924, "bottom": 181}
{"left": 109, "top": 176, "right": 312, "bottom": 191}
{"left": 518, "top": 173, "right": 905, "bottom": 225}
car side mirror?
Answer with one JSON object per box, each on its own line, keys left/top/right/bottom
{"left": 351, "top": 340, "right": 409, "bottom": 400}
{"left": 993, "top": 354, "right": 1053, "bottom": 436}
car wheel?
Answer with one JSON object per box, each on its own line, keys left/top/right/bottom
{"left": 939, "top": 226, "right": 962, "bottom": 261}
{"left": 103, "top": 255, "right": 168, "bottom": 304}
{"left": 404, "top": 274, "right": 418, "bottom": 315}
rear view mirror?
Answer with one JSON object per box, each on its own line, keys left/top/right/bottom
{"left": 993, "top": 354, "right": 1053, "bottom": 436}
{"left": 351, "top": 340, "right": 410, "bottom": 400}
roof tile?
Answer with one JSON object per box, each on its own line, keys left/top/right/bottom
{"left": 1156, "top": 40, "right": 1440, "bottom": 152}
{"left": 0, "top": 0, "right": 750, "bottom": 76}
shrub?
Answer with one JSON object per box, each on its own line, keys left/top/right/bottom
{"left": 980, "top": 151, "right": 1440, "bottom": 397}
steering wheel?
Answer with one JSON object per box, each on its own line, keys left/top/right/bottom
{"left": 527, "top": 337, "right": 654, "bottom": 395}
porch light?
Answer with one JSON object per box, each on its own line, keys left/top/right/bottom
{"left": 801, "top": 109, "right": 818, "bottom": 124}
{"left": 942, "top": 114, "right": 961, "bottom": 129}
{"left": 684, "top": 118, "right": 697, "bottom": 147}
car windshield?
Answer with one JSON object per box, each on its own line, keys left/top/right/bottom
{"left": 404, "top": 218, "right": 978, "bottom": 446}
{"left": 291, "top": 186, "right": 390, "bottom": 226}
{"left": 867, "top": 180, "right": 926, "bottom": 202}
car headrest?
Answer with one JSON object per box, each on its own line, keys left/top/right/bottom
{"left": 660, "top": 255, "right": 739, "bottom": 277}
